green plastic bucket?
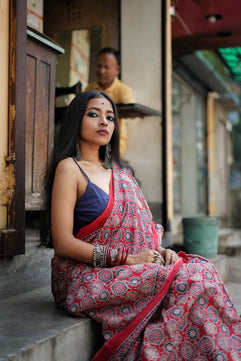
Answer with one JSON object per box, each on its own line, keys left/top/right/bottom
{"left": 182, "top": 217, "right": 218, "bottom": 258}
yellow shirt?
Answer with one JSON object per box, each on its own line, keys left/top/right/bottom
{"left": 85, "top": 77, "right": 135, "bottom": 155}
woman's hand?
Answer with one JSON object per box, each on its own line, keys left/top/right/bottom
{"left": 125, "top": 247, "right": 179, "bottom": 266}
{"left": 157, "top": 246, "right": 179, "bottom": 265}
{"left": 126, "top": 249, "right": 165, "bottom": 266}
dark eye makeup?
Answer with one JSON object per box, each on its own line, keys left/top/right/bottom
{"left": 86, "top": 111, "right": 115, "bottom": 122}
{"left": 106, "top": 115, "right": 115, "bottom": 121}
{"left": 87, "top": 111, "right": 98, "bottom": 118}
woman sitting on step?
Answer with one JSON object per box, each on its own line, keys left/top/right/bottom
{"left": 42, "top": 90, "right": 241, "bottom": 361}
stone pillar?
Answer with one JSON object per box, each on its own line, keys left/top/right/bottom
{"left": 121, "top": 0, "right": 162, "bottom": 210}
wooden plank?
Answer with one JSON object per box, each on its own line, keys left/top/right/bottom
{"left": 25, "top": 35, "right": 58, "bottom": 210}
{"left": 0, "top": 0, "right": 9, "bottom": 229}
{"left": 116, "top": 103, "right": 162, "bottom": 119}
{"left": 25, "top": 54, "right": 36, "bottom": 193}
{"left": 0, "top": 229, "right": 18, "bottom": 255}
{"left": 10, "top": 0, "right": 26, "bottom": 255}
{"left": 25, "top": 193, "right": 44, "bottom": 211}
{"left": 33, "top": 59, "right": 49, "bottom": 193}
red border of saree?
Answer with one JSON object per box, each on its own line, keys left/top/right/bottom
{"left": 92, "top": 255, "right": 186, "bottom": 361}
{"left": 151, "top": 222, "right": 159, "bottom": 249}
{"left": 75, "top": 171, "right": 114, "bottom": 239}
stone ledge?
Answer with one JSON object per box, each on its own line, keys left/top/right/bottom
{"left": 211, "top": 254, "right": 228, "bottom": 282}
{"left": 0, "top": 254, "right": 233, "bottom": 361}
{"left": 0, "top": 286, "right": 102, "bottom": 361}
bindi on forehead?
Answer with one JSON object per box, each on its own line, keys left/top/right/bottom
{"left": 100, "top": 100, "right": 109, "bottom": 106}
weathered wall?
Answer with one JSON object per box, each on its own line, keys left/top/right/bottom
{"left": 0, "top": 0, "right": 9, "bottom": 229}
{"left": 121, "top": 0, "right": 162, "bottom": 219}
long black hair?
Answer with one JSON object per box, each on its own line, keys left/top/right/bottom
{"left": 40, "top": 90, "right": 122, "bottom": 246}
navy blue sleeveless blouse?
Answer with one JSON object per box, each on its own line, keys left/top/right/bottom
{"left": 73, "top": 159, "right": 109, "bottom": 235}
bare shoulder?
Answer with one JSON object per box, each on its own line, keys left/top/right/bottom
{"left": 55, "top": 157, "right": 87, "bottom": 189}
{"left": 52, "top": 159, "right": 79, "bottom": 213}
{"left": 56, "top": 157, "right": 76, "bottom": 172}
{"left": 55, "top": 158, "right": 80, "bottom": 180}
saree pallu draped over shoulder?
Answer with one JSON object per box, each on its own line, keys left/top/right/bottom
{"left": 52, "top": 164, "right": 241, "bottom": 361}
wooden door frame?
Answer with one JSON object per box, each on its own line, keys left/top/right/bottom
{"left": 0, "top": 0, "right": 27, "bottom": 255}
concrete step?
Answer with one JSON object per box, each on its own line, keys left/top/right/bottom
{"left": 218, "top": 228, "right": 241, "bottom": 255}
{"left": 211, "top": 254, "right": 228, "bottom": 282}
{"left": 0, "top": 286, "right": 102, "bottom": 361}
{"left": 218, "top": 228, "right": 241, "bottom": 242}
{"left": 0, "top": 253, "right": 239, "bottom": 361}
{"left": 226, "top": 255, "right": 241, "bottom": 283}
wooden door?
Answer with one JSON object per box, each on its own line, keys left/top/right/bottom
{"left": 25, "top": 32, "right": 60, "bottom": 210}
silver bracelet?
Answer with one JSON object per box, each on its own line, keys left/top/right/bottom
{"left": 110, "top": 248, "right": 118, "bottom": 264}
{"left": 93, "top": 245, "right": 97, "bottom": 267}
{"left": 93, "top": 244, "right": 108, "bottom": 268}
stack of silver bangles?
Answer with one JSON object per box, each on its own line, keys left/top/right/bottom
{"left": 92, "top": 244, "right": 106, "bottom": 268}
{"left": 93, "top": 244, "right": 119, "bottom": 267}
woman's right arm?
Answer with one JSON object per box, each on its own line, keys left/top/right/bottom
{"left": 51, "top": 159, "right": 94, "bottom": 264}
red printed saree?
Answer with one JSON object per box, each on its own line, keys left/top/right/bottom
{"left": 52, "top": 164, "right": 241, "bottom": 360}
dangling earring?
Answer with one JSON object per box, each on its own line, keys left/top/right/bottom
{"left": 103, "top": 143, "right": 112, "bottom": 169}
{"left": 75, "top": 143, "right": 81, "bottom": 161}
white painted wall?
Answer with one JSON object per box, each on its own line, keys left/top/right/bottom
{"left": 121, "top": 0, "right": 162, "bottom": 203}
